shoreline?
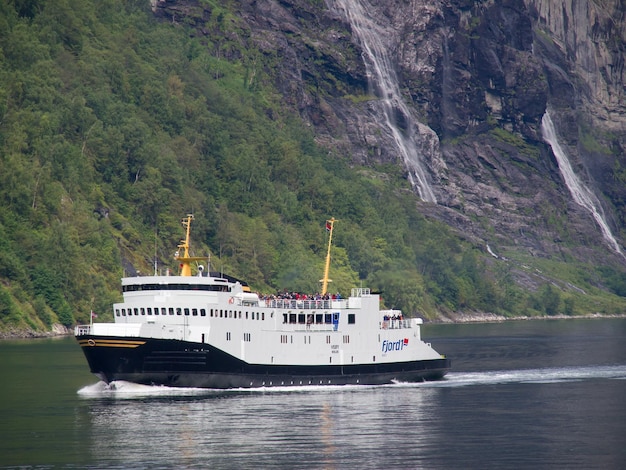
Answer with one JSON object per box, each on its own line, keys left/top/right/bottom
{"left": 0, "top": 323, "right": 71, "bottom": 340}
{"left": 430, "top": 312, "right": 626, "bottom": 324}
{"left": 2, "top": 314, "right": 625, "bottom": 339}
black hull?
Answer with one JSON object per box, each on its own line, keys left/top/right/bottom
{"left": 77, "top": 335, "right": 450, "bottom": 389}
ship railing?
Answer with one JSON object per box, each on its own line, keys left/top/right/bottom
{"left": 265, "top": 299, "right": 339, "bottom": 310}
{"left": 75, "top": 325, "right": 91, "bottom": 336}
{"left": 351, "top": 287, "right": 370, "bottom": 297}
{"left": 380, "top": 319, "right": 412, "bottom": 330}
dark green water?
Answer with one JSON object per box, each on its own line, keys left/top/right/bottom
{"left": 1, "top": 319, "right": 626, "bottom": 469}
{"left": 0, "top": 337, "right": 95, "bottom": 467}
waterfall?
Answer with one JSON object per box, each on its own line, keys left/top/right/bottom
{"left": 328, "top": 0, "right": 436, "bottom": 203}
{"left": 541, "top": 112, "right": 624, "bottom": 257}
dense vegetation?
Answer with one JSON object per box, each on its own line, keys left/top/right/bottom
{"left": 1, "top": 0, "right": 625, "bottom": 334}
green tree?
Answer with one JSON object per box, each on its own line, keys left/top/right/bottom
{"left": 539, "top": 283, "right": 561, "bottom": 316}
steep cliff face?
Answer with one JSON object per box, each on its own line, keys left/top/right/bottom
{"left": 153, "top": 0, "right": 626, "bottom": 270}
{"left": 527, "top": 0, "right": 626, "bottom": 239}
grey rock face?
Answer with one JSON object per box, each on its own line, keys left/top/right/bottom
{"left": 154, "top": 0, "right": 626, "bottom": 265}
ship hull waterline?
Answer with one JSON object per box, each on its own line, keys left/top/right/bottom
{"left": 78, "top": 335, "right": 450, "bottom": 389}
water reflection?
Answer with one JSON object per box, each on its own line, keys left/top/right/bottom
{"left": 82, "top": 384, "right": 440, "bottom": 469}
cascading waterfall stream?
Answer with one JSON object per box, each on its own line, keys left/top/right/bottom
{"left": 541, "top": 111, "right": 624, "bottom": 257}
{"left": 327, "top": 0, "right": 436, "bottom": 203}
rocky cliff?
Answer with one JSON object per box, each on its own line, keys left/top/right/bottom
{"left": 153, "top": 0, "right": 626, "bottom": 273}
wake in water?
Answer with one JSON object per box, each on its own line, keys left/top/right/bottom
{"left": 77, "top": 381, "right": 217, "bottom": 398}
{"left": 77, "top": 380, "right": 383, "bottom": 399}
{"left": 77, "top": 365, "right": 626, "bottom": 398}
{"left": 414, "top": 364, "right": 626, "bottom": 388}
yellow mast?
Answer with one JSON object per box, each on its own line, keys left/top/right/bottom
{"left": 175, "top": 214, "right": 209, "bottom": 276}
{"left": 320, "top": 218, "right": 336, "bottom": 295}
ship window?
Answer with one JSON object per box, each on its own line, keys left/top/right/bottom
{"left": 121, "top": 309, "right": 126, "bottom": 316}
{"left": 200, "top": 309, "right": 206, "bottom": 317}
{"left": 176, "top": 308, "right": 182, "bottom": 315}
{"left": 325, "top": 313, "right": 332, "bottom": 324}
{"left": 261, "top": 312, "right": 265, "bottom": 320}
{"left": 184, "top": 308, "right": 190, "bottom": 316}
{"left": 161, "top": 308, "right": 166, "bottom": 315}
{"left": 226, "top": 332, "right": 231, "bottom": 341}
{"left": 220, "top": 310, "right": 223, "bottom": 318}
{"left": 283, "top": 314, "right": 288, "bottom": 324}
{"left": 326, "top": 335, "right": 331, "bottom": 344}
{"left": 169, "top": 308, "right": 174, "bottom": 315}
{"left": 140, "top": 308, "right": 145, "bottom": 315}
{"left": 210, "top": 309, "right": 214, "bottom": 317}
{"left": 147, "top": 308, "right": 152, "bottom": 315}
{"left": 257, "top": 312, "right": 260, "bottom": 320}
{"left": 154, "top": 308, "right": 159, "bottom": 316}
{"left": 343, "top": 335, "right": 350, "bottom": 344}
{"left": 123, "top": 283, "right": 240, "bottom": 293}
{"left": 115, "top": 309, "right": 120, "bottom": 317}
{"left": 348, "top": 314, "right": 355, "bottom": 324}
{"left": 298, "top": 314, "right": 305, "bottom": 324}
{"left": 134, "top": 308, "right": 139, "bottom": 316}
{"left": 246, "top": 311, "right": 249, "bottom": 319}
{"left": 239, "top": 311, "right": 242, "bottom": 319}
{"left": 315, "top": 314, "right": 323, "bottom": 324}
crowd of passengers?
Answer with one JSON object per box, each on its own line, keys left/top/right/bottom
{"left": 258, "top": 291, "right": 342, "bottom": 302}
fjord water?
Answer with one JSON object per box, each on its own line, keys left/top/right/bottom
{"left": 1, "top": 319, "right": 625, "bottom": 469}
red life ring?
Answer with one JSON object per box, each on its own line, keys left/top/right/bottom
{"left": 228, "top": 297, "right": 234, "bottom": 304}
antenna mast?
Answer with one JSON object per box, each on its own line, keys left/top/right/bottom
{"left": 175, "top": 214, "right": 209, "bottom": 276}
{"left": 154, "top": 223, "right": 158, "bottom": 275}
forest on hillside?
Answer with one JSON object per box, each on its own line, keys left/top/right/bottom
{"left": 1, "top": 0, "right": 625, "bottom": 334}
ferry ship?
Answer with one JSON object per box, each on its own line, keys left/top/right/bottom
{"left": 75, "top": 215, "right": 450, "bottom": 388}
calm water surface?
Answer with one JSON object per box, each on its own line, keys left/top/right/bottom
{"left": 1, "top": 318, "right": 625, "bottom": 469}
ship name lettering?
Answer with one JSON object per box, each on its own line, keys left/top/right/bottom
{"left": 381, "top": 338, "right": 409, "bottom": 353}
